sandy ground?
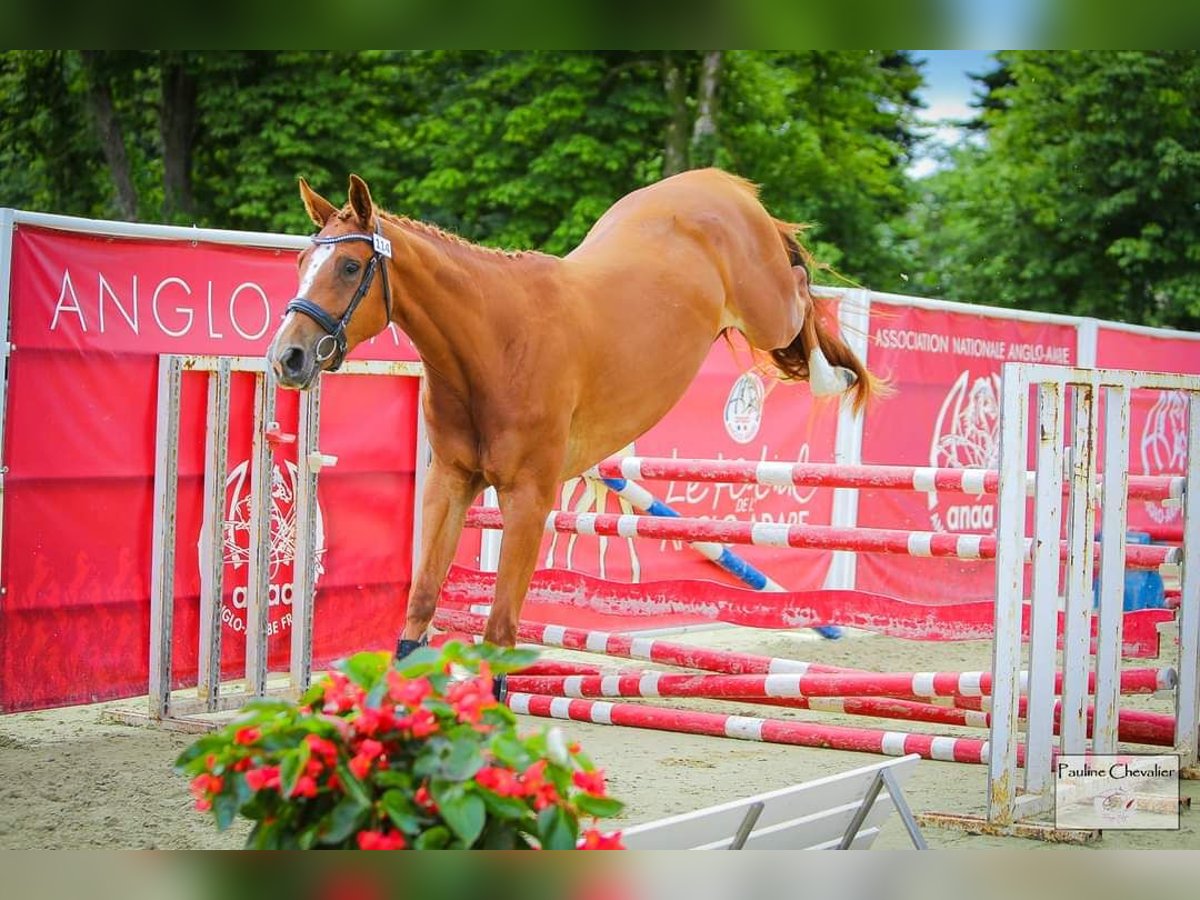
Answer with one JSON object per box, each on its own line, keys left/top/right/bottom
{"left": 1, "top": 627, "right": 1196, "bottom": 851}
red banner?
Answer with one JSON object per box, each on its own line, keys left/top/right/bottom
{"left": 5, "top": 221, "right": 1197, "bottom": 712}
{"left": 1, "top": 227, "right": 419, "bottom": 712}
{"left": 1096, "top": 327, "right": 1199, "bottom": 540}
{"left": 857, "top": 304, "right": 1078, "bottom": 602}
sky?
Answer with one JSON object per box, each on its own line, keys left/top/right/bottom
{"left": 908, "top": 49, "right": 999, "bottom": 178}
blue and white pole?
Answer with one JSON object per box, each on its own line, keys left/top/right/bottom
{"left": 588, "top": 471, "right": 842, "bottom": 640}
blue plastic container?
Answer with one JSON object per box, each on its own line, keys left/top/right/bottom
{"left": 1092, "top": 531, "right": 1165, "bottom": 611}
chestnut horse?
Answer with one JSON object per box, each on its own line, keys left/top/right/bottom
{"left": 268, "top": 169, "right": 878, "bottom": 671}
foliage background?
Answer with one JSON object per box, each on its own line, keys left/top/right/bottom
{"left": 2, "top": 50, "right": 1196, "bottom": 329}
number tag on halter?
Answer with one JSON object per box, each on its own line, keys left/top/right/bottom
{"left": 372, "top": 233, "right": 393, "bottom": 259}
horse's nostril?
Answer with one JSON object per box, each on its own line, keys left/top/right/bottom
{"left": 280, "top": 346, "right": 308, "bottom": 379}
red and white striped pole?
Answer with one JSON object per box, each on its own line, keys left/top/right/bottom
{"left": 437, "top": 609, "right": 1175, "bottom": 695}
{"left": 508, "top": 692, "right": 1015, "bottom": 765}
{"left": 433, "top": 608, "right": 853, "bottom": 676}
{"left": 462, "top": 507, "right": 1179, "bottom": 570}
{"left": 504, "top": 667, "right": 1174, "bottom": 701}
{"left": 590, "top": 456, "right": 1183, "bottom": 503}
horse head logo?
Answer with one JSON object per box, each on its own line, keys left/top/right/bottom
{"left": 927, "top": 371, "right": 1001, "bottom": 533}
{"left": 931, "top": 371, "right": 1001, "bottom": 470}
{"left": 1139, "top": 390, "right": 1188, "bottom": 524}
{"left": 724, "top": 371, "right": 766, "bottom": 445}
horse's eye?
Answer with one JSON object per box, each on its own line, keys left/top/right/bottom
{"left": 343, "top": 259, "right": 361, "bottom": 276}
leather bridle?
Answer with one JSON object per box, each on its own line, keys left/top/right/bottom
{"left": 285, "top": 222, "right": 393, "bottom": 371}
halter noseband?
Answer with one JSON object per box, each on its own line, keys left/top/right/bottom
{"left": 285, "top": 222, "right": 393, "bottom": 371}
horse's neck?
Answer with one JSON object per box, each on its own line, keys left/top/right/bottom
{"left": 384, "top": 220, "right": 547, "bottom": 385}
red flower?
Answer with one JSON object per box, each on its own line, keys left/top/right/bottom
{"left": 290, "top": 775, "right": 319, "bottom": 799}
{"left": 348, "top": 754, "right": 373, "bottom": 781}
{"left": 232, "top": 757, "right": 253, "bottom": 773}
{"left": 356, "top": 738, "right": 384, "bottom": 760}
{"left": 244, "top": 765, "right": 282, "bottom": 792}
{"left": 408, "top": 707, "right": 439, "bottom": 738}
{"left": 386, "top": 671, "right": 433, "bottom": 708}
{"left": 190, "top": 772, "right": 223, "bottom": 811}
{"left": 353, "top": 706, "right": 398, "bottom": 738}
{"left": 204, "top": 753, "right": 218, "bottom": 771}
{"left": 445, "top": 676, "right": 494, "bottom": 724}
{"left": 190, "top": 773, "right": 223, "bottom": 811}
{"left": 414, "top": 783, "right": 438, "bottom": 813}
{"left": 305, "top": 733, "right": 340, "bottom": 763}
{"left": 233, "top": 727, "right": 261, "bottom": 746}
{"left": 521, "top": 760, "right": 559, "bottom": 811}
{"left": 577, "top": 828, "right": 624, "bottom": 850}
{"left": 356, "top": 829, "right": 407, "bottom": 850}
{"left": 572, "top": 769, "right": 608, "bottom": 797}
{"left": 322, "top": 672, "right": 363, "bottom": 715}
{"left": 475, "top": 766, "right": 523, "bottom": 798}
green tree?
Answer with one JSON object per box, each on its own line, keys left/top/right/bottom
{"left": 1, "top": 50, "right": 925, "bottom": 295}
{"left": 388, "top": 51, "right": 668, "bottom": 255}
{"left": 909, "top": 51, "right": 1200, "bottom": 329}
{"left": 720, "top": 51, "right": 924, "bottom": 289}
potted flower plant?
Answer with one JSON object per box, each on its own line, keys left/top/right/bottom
{"left": 176, "top": 641, "right": 624, "bottom": 849}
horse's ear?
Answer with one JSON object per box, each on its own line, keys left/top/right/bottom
{"left": 299, "top": 178, "right": 337, "bottom": 229}
{"left": 347, "top": 174, "right": 374, "bottom": 229}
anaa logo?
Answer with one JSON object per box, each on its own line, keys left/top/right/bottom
{"left": 198, "top": 458, "right": 326, "bottom": 635}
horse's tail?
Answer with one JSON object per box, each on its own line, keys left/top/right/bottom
{"left": 768, "top": 221, "right": 882, "bottom": 415}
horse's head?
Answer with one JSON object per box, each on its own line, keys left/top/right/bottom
{"left": 268, "top": 175, "right": 394, "bottom": 389}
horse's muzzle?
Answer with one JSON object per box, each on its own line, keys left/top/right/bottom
{"left": 271, "top": 343, "right": 317, "bottom": 390}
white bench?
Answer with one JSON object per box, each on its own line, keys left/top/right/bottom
{"left": 620, "top": 754, "right": 927, "bottom": 850}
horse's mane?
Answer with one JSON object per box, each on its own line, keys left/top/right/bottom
{"left": 339, "top": 207, "right": 543, "bottom": 260}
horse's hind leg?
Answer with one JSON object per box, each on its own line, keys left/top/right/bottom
{"left": 399, "top": 457, "right": 483, "bottom": 654}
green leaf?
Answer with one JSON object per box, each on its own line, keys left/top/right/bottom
{"left": 575, "top": 794, "right": 625, "bottom": 818}
{"left": 489, "top": 732, "right": 530, "bottom": 770}
{"left": 279, "top": 743, "right": 309, "bottom": 798}
{"left": 213, "top": 791, "right": 240, "bottom": 833}
{"left": 479, "top": 822, "right": 526, "bottom": 850}
{"left": 248, "top": 818, "right": 284, "bottom": 850}
{"left": 441, "top": 740, "right": 485, "bottom": 782}
{"left": 320, "top": 795, "right": 371, "bottom": 846}
{"left": 336, "top": 761, "right": 372, "bottom": 808}
{"left": 414, "top": 826, "right": 451, "bottom": 850}
{"left": 380, "top": 789, "right": 425, "bottom": 833}
{"left": 536, "top": 804, "right": 578, "bottom": 850}
{"left": 479, "top": 789, "right": 531, "bottom": 821}
{"left": 393, "top": 645, "right": 442, "bottom": 676}
{"left": 476, "top": 645, "right": 540, "bottom": 674}
{"left": 340, "top": 651, "right": 390, "bottom": 688}
{"left": 437, "top": 791, "right": 486, "bottom": 847}
{"left": 373, "top": 770, "right": 413, "bottom": 790}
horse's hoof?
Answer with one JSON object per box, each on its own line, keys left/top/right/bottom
{"left": 492, "top": 673, "right": 508, "bottom": 704}
{"left": 395, "top": 636, "right": 428, "bottom": 660}
{"left": 808, "top": 347, "right": 858, "bottom": 397}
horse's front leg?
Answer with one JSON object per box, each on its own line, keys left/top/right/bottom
{"left": 399, "top": 457, "right": 483, "bottom": 654}
{"left": 483, "top": 477, "right": 559, "bottom": 649}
